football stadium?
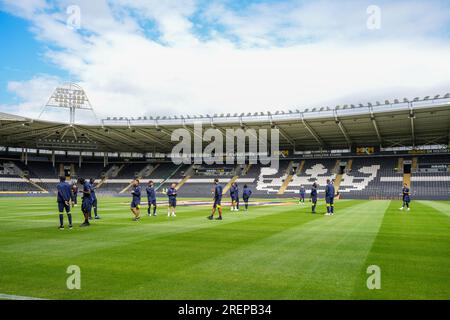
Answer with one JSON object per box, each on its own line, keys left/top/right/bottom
{"left": 0, "top": 87, "right": 449, "bottom": 300}
{"left": 0, "top": 0, "right": 449, "bottom": 305}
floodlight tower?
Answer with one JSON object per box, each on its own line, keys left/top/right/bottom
{"left": 38, "top": 83, "right": 97, "bottom": 125}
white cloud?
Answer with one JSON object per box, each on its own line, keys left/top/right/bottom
{"left": 1, "top": 0, "right": 450, "bottom": 122}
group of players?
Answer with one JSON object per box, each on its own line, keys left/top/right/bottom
{"left": 56, "top": 175, "right": 412, "bottom": 229}
{"left": 127, "top": 178, "right": 253, "bottom": 221}
{"left": 297, "top": 179, "right": 336, "bottom": 215}
{"left": 298, "top": 180, "right": 411, "bottom": 214}
{"left": 56, "top": 176, "right": 100, "bottom": 229}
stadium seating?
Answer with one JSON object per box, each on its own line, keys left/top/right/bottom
{"left": 0, "top": 156, "right": 448, "bottom": 199}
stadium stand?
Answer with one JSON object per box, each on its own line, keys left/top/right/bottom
{"left": 0, "top": 93, "right": 449, "bottom": 199}
{"left": 0, "top": 155, "right": 449, "bottom": 199}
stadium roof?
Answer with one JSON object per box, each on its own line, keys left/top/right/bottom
{"left": 1, "top": 96, "right": 449, "bottom": 153}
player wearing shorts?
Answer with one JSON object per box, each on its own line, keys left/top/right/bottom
{"left": 167, "top": 183, "right": 177, "bottom": 217}
{"left": 146, "top": 180, "right": 157, "bottom": 216}
{"left": 325, "top": 179, "right": 335, "bottom": 216}
{"left": 242, "top": 184, "right": 252, "bottom": 211}
{"left": 230, "top": 182, "right": 238, "bottom": 211}
{"left": 57, "top": 176, "right": 72, "bottom": 230}
{"left": 208, "top": 178, "right": 223, "bottom": 220}
{"left": 71, "top": 183, "right": 78, "bottom": 207}
{"left": 78, "top": 177, "right": 91, "bottom": 227}
{"left": 299, "top": 185, "right": 306, "bottom": 204}
{"left": 130, "top": 179, "right": 141, "bottom": 221}
{"left": 310, "top": 182, "right": 318, "bottom": 214}
{"left": 400, "top": 183, "right": 411, "bottom": 212}
{"left": 89, "top": 178, "right": 100, "bottom": 220}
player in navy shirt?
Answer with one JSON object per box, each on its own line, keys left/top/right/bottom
{"left": 234, "top": 182, "right": 240, "bottom": 211}
{"left": 71, "top": 183, "right": 78, "bottom": 207}
{"left": 57, "top": 176, "right": 72, "bottom": 229}
{"left": 130, "top": 179, "right": 141, "bottom": 221}
{"left": 400, "top": 183, "right": 411, "bottom": 212}
{"left": 89, "top": 178, "right": 100, "bottom": 220}
{"left": 208, "top": 178, "right": 223, "bottom": 220}
{"left": 230, "top": 182, "right": 238, "bottom": 211}
{"left": 78, "top": 177, "right": 91, "bottom": 227}
{"left": 242, "top": 184, "right": 252, "bottom": 211}
{"left": 167, "top": 183, "right": 177, "bottom": 217}
{"left": 310, "top": 182, "right": 318, "bottom": 214}
{"left": 146, "top": 180, "right": 157, "bottom": 216}
{"left": 325, "top": 179, "right": 335, "bottom": 216}
{"left": 299, "top": 185, "right": 306, "bottom": 204}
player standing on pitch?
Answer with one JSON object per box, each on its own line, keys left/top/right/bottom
{"left": 208, "top": 178, "right": 223, "bottom": 220}
{"left": 146, "top": 180, "right": 157, "bottom": 216}
{"left": 234, "top": 182, "right": 240, "bottom": 211}
{"left": 78, "top": 177, "right": 91, "bottom": 227}
{"left": 299, "top": 185, "right": 306, "bottom": 204}
{"left": 167, "top": 183, "right": 177, "bottom": 217}
{"left": 57, "top": 176, "right": 73, "bottom": 230}
{"left": 230, "top": 182, "right": 238, "bottom": 211}
{"left": 242, "top": 184, "right": 252, "bottom": 211}
{"left": 310, "top": 182, "right": 318, "bottom": 214}
{"left": 325, "top": 179, "right": 335, "bottom": 216}
{"left": 71, "top": 182, "right": 78, "bottom": 207}
{"left": 89, "top": 178, "right": 100, "bottom": 220}
{"left": 130, "top": 179, "right": 141, "bottom": 221}
{"left": 400, "top": 183, "right": 411, "bottom": 211}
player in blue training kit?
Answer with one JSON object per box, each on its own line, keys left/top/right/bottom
{"left": 242, "top": 184, "right": 252, "bottom": 211}
{"left": 89, "top": 178, "right": 100, "bottom": 220}
{"left": 71, "top": 183, "right": 78, "bottom": 207}
{"left": 299, "top": 185, "right": 306, "bottom": 204}
{"left": 325, "top": 179, "right": 335, "bottom": 216}
{"left": 400, "top": 183, "right": 411, "bottom": 212}
{"left": 230, "top": 182, "right": 239, "bottom": 211}
{"left": 234, "top": 182, "right": 240, "bottom": 211}
{"left": 208, "top": 178, "right": 223, "bottom": 220}
{"left": 310, "top": 182, "right": 318, "bottom": 214}
{"left": 130, "top": 179, "right": 141, "bottom": 221}
{"left": 146, "top": 180, "right": 157, "bottom": 216}
{"left": 57, "top": 176, "right": 73, "bottom": 230}
{"left": 78, "top": 177, "right": 91, "bottom": 227}
{"left": 167, "top": 183, "right": 177, "bottom": 217}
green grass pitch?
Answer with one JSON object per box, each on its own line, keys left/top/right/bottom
{"left": 0, "top": 197, "right": 448, "bottom": 300}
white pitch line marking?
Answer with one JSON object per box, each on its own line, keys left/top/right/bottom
{"left": 0, "top": 293, "right": 47, "bottom": 300}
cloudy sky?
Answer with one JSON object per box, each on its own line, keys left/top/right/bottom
{"left": 1, "top": 0, "right": 450, "bottom": 123}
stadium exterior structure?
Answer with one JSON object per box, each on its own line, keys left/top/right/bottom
{"left": 0, "top": 94, "right": 449, "bottom": 155}
{"left": 0, "top": 92, "right": 449, "bottom": 200}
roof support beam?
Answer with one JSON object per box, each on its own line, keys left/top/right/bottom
{"left": 409, "top": 104, "right": 416, "bottom": 148}
{"left": 268, "top": 116, "right": 295, "bottom": 148}
{"left": 133, "top": 128, "right": 166, "bottom": 148}
{"left": 7, "top": 124, "right": 67, "bottom": 142}
{"left": 77, "top": 127, "right": 129, "bottom": 149}
{"left": 107, "top": 129, "right": 148, "bottom": 152}
{"left": 274, "top": 125, "right": 295, "bottom": 148}
{"left": 81, "top": 128, "right": 133, "bottom": 150}
{"left": 368, "top": 107, "right": 383, "bottom": 147}
{"left": 301, "top": 115, "right": 325, "bottom": 149}
{"left": 334, "top": 111, "right": 351, "bottom": 147}
{"left": 0, "top": 121, "right": 28, "bottom": 132}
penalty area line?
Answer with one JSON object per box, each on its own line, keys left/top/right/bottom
{"left": 0, "top": 293, "right": 47, "bottom": 300}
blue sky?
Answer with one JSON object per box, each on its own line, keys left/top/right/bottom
{"left": 0, "top": 11, "right": 68, "bottom": 102}
{"left": 1, "top": 0, "right": 450, "bottom": 122}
